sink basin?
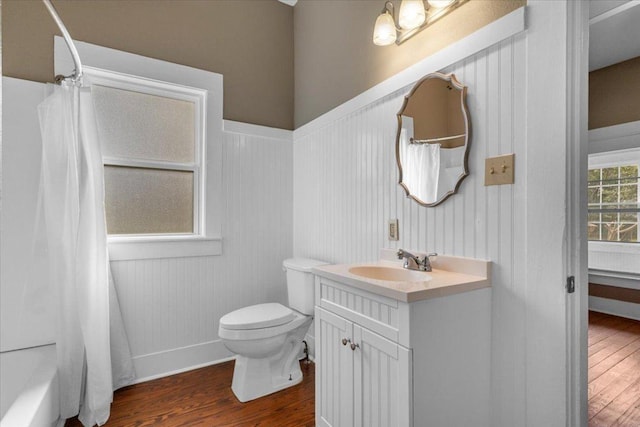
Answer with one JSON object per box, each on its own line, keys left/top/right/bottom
{"left": 348, "top": 266, "right": 431, "bottom": 282}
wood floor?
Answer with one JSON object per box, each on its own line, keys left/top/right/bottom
{"left": 65, "top": 360, "right": 315, "bottom": 427}
{"left": 62, "top": 313, "right": 640, "bottom": 426}
{"left": 589, "top": 311, "right": 640, "bottom": 427}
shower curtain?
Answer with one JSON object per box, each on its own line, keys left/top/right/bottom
{"left": 37, "top": 83, "right": 135, "bottom": 426}
{"left": 399, "top": 117, "right": 440, "bottom": 204}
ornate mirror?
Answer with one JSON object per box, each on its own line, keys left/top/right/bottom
{"left": 396, "top": 72, "right": 471, "bottom": 206}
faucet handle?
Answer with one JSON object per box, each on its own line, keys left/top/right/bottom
{"left": 396, "top": 249, "right": 405, "bottom": 259}
{"left": 422, "top": 253, "right": 438, "bottom": 272}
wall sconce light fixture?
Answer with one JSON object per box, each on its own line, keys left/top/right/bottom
{"left": 373, "top": 0, "right": 467, "bottom": 46}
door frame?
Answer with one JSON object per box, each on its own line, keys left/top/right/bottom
{"left": 565, "top": 1, "right": 590, "bottom": 426}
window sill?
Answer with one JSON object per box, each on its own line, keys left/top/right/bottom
{"left": 108, "top": 235, "right": 222, "bottom": 261}
{"left": 588, "top": 241, "right": 640, "bottom": 253}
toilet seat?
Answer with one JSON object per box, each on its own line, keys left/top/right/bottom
{"left": 220, "top": 303, "right": 295, "bottom": 330}
{"left": 219, "top": 309, "right": 309, "bottom": 341}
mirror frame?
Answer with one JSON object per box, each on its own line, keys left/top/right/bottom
{"left": 395, "top": 72, "right": 471, "bottom": 207}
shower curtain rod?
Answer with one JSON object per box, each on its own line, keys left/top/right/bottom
{"left": 42, "top": 0, "right": 83, "bottom": 83}
{"left": 410, "top": 134, "right": 466, "bottom": 145}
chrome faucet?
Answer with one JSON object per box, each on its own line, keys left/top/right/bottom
{"left": 397, "top": 249, "right": 437, "bottom": 272}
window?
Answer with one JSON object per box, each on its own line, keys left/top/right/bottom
{"left": 87, "top": 70, "right": 206, "bottom": 236}
{"left": 55, "top": 39, "right": 224, "bottom": 259}
{"left": 588, "top": 152, "right": 639, "bottom": 244}
{"left": 587, "top": 129, "right": 640, "bottom": 278}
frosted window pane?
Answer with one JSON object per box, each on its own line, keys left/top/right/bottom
{"left": 105, "top": 166, "right": 194, "bottom": 234}
{"left": 93, "top": 85, "right": 195, "bottom": 162}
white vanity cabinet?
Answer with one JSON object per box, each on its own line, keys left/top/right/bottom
{"left": 313, "top": 256, "right": 492, "bottom": 427}
{"left": 316, "top": 306, "right": 412, "bottom": 427}
{"left": 315, "top": 276, "right": 413, "bottom": 427}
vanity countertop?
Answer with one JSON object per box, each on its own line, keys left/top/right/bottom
{"left": 312, "top": 254, "right": 491, "bottom": 303}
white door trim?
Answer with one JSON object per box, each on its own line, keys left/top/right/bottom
{"left": 565, "top": 1, "right": 590, "bottom": 426}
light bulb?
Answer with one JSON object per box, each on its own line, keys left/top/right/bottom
{"left": 428, "top": 0, "right": 455, "bottom": 9}
{"left": 399, "top": 0, "right": 426, "bottom": 30}
{"left": 373, "top": 11, "right": 397, "bottom": 46}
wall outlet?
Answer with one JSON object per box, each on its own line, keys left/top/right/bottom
{"left": 388, "top": 219, "right": 399, "bottom": 241}
{"left": 485, "top": 153, "right": 515, "bottom": 186}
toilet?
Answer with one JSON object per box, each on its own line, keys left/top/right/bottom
{"left": 218, "top": 258, "right": 327, "bottom": 402}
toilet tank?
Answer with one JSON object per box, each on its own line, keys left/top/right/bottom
{"left": 283, "top": 258, "right": 327, "bottom": 315}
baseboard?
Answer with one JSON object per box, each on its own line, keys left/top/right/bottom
{"left": 589, "top": 271, "right": 640, "bottom": 291}
{"left": 132, "top": 340, "right": 234, "bottom": 384}
{"left": 589, "top": 296, "right": 640, "bottom": 321}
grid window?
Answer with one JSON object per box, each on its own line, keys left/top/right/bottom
{"left": 587, "top": 164, "right": 639, "bottom": 243}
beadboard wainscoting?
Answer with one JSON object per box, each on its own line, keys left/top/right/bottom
{"left": 293, "top": 34, "right": 528, "bottom": 426}
{"left": 1, "top": 75, "right": 294, "bottom": 378}
{"left": 48, "top": 39, "right": 297, "bottom": 380}
{"left": 112, "top": 127, "right": 294, "bottom": 381}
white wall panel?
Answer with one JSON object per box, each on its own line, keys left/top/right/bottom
{"left": 293, "top": 35, "right": 528, "bottom": 426}
{"left": 1, "top": 78, "right": 292, "bottom": 378}
{"left": 110, "top": 130, "right": 293, "bottom": 379}
{"left": 1, "top": 76, "right": 293, "bottom": 378}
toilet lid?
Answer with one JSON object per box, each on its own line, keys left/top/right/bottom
{"left": 220, "top": 303, "right": 295, "bottom": 330}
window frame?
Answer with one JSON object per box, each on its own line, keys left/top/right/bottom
{"left": 85, "top": 68, "right": 207, "bottom": 238}
{"left": 55, "top": 37, "right": 225, "bottom": 260}
{"left": 587, "top": 148, "right": 640, "bottom": 276}
{"left": 587, "top": 161, "right": 639, "bottom": 243}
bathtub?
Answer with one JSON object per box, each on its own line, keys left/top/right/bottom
{"left": 0, "top": 344, "right": 61, "bottom": 427}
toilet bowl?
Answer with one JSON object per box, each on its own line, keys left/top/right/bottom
{"left": 218, "top": 258, "right": 327, "bottom": 402}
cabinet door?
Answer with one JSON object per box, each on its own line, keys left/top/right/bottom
{"left": 353, "top": 325, "right": 412, "bottom": 427}
{"left": 316, "top": 307, "right": 355, "bottom": 427}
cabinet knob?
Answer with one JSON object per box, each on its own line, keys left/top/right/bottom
{"left": 342, "top": 338, "right": 350, "bottom": 346}
{"left": 350, "top": 342, "right": 360, "bottom": 351}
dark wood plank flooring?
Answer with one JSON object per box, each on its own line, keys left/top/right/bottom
{"left": 62, "top": 312, "right": 640, "bottom": 426}
{"left": 589, "top": 311, "right": 640, "bottom": 427}
{"left": 65, "top": 360, "right": 315, "bottom": 427}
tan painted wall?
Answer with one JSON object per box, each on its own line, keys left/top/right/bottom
{"left": 589, "top": 56, "right": 640, "bottom": 130}
{"left": 293, "top": 0, "right": 525, "bottom": 128}
{"left": 402, "top": 78, "right": 465, "bottom": 148}
{"left": 2, "top": 0, "right": 294, "bottom": 129}
{"left": 3, "top": 0, "right": 526, "bottom": 130}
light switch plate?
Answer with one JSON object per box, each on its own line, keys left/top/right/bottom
{"left": 388, "top": 219, "right": 399, "bottom": 241}
{"left": 485, "top": 153, "right": 515, "bottom": 186}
